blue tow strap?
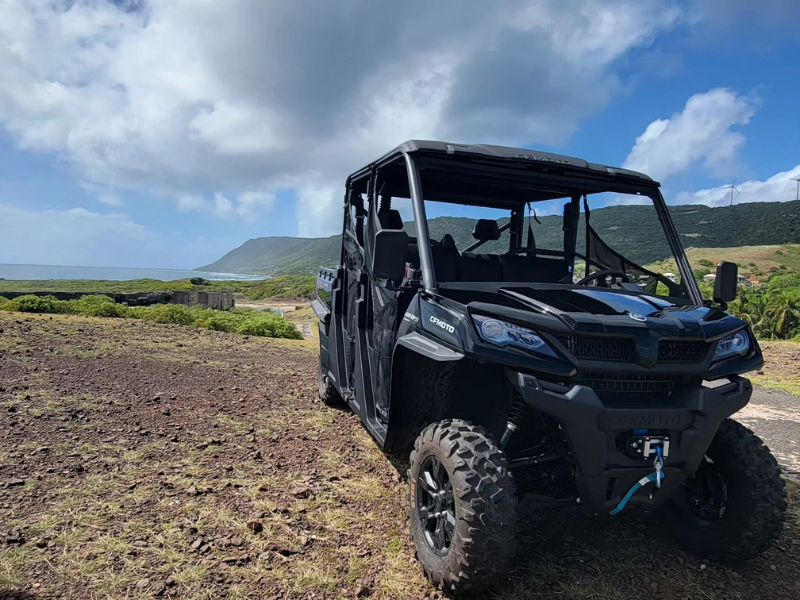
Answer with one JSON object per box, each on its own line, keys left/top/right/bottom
{"left": 609, "top": 472, "right": 659, "bottom": 515}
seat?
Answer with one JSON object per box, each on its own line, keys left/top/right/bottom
{"left": 472, "top": 219, "right": 501, "bottom": 241}
{"left": 378, "top": 209, "right": 403, "bottom": 230}
{"left": 457, "top": 253, "right": 503, "bottom": 282}
{"left": 499, "top": 254, "right": 569, "bottom": 283}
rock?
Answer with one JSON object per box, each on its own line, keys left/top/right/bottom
{"left": 190, "top": 537, "right": 204, "bottom": 550}
{"left": 165, "top": 576, "right": 176, "bottom": 587}
{"left": 355, "top": 578, "right": 374, "bottom": 597}
{"left": 247, "top": 520, "right": 263, "bottom": 534}
{"left": 290, "top": 485, "right": 311, "bottom": 499}
{"left": 230, "top": 536, "right": 243, "bottom": 547}
{"left": 187, "top": 486, "right": 199, "bottom": 496}
{"left": 6, "top": 528, "right": 24, "bottom": 545}
{"left": 35, "top": 447, "right": 50, "bottom": 454}
{"left": 269, "top": 543, "right": 303, "bottom": 556}
{"left": 5, "top": 479, "right": 25, "bottom": 488}
{"left": 135, "top": 578, "right": 150, "bottom": 589}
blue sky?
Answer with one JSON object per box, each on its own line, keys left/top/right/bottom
{"left": 0, "top": 1, "right": 798, "bottom": 270}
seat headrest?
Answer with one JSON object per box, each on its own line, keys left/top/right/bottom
{"left": 472, "top": 219, "right": 501, "bottom": 241}
{"left": 441, "top": 234, "right": 457, "bottom": 250}
{"left": 378, "top": 209, "right": 403, "bottom": 230}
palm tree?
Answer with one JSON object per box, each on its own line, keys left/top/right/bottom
{"left": 766, "top": 291, "right": 800, "bottom": 339}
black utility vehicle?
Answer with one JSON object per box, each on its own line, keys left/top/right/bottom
{"left": 313, "top": 141, "right": 786, "bottom": 594}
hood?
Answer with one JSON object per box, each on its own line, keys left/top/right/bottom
{"left": 477, "top": 285, "right": 744, "bottom": 341}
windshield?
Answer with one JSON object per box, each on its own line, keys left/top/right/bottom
{"left": 387, "top": 191, "right": 687, "bottom": 298}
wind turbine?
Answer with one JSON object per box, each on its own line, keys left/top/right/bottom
{"left": 791, "top": 176, "right": 800, "bottom": 201}
{"left": 724, "top": 178, "right": 740, "bottom": 206}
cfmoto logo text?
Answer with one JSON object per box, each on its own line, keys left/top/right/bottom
{"left": 429, "top": 316, "right": 455, "bottom": 334}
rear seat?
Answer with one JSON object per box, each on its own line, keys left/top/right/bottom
{"left": 406, "top": 243, "right": 567, "bottom": 284}
{"left": 498, "top": 254, "right": 569, "bottom": 283}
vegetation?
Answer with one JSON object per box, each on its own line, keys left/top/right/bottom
{"left": 245, "top": 275, "right": 316, "bottom": 301}
{"left": 0, "top": 294, "right": 302, "bottom": 340}
{"left": 0, "top": 275, "right": 316, "bottom": 302}
{"left": 651, "top": 244, "right": 800, "bottom": 284}
{"left": 0, "top": 277, "right": 263, "bottom": 294}
{"left": 198, "top": 200, "right": 800, "bottom": 276}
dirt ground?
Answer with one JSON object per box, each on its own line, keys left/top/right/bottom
{"left": 1, "top": 313, "right": 799, "bottom": 600}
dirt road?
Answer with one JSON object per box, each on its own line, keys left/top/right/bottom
{"left": 1, "top": 313, "right": 798, "bottom": 600}
{"left": 739, "top": 387, "right": 800, "bottom": 480}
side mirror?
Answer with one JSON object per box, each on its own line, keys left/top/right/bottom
{"left": 713, "top": 261, "right": 738, "bottom": 306}
{"left": 371, "top": 229, "right": 409, "bottom": 281}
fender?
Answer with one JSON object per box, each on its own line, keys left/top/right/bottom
{"left": 395, "top": 332, "right": 464, "bottom": 362}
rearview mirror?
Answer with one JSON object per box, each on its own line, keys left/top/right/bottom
{"left": 713, "top": 261, "right": 738, "bottom": 306}
{"left": 371, "top": 229, "right": 409, "bottom": 281}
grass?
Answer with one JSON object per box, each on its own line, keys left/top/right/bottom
{"left": 0, "top": 294, "right": 302, "bottom": 340}
{"left": 749, "top": 340, "right": 800, "bottom": 395}
{"left": 649, "top": 243, "right": 800, "bottom": 283}
{"left": 0, "top": 274, "right": 316, "bottom": 301}
{"left": 1, "top": 312, "right": 799, "bottom": 599}
{"left": 0, "top": 277, "right": 262, "bottom": 294}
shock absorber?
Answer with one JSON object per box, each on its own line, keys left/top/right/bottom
{"left": 500, "top": 398, "right": 528, "bottom": 450}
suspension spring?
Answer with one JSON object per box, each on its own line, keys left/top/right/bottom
{"left": 500, "top": 398, "right": 528, "bottom": 450}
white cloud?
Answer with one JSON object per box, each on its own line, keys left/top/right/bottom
{"left": 177, "top": 191, "right": 277, "bottom": 220}
{"left": 623, "top": 88, "right": 758, "bottom": 181}
{"left": 675, "top": 164, "right": 800, "bottom": 207}
{"left": 0, "top": 0, "right": 686, "bottom": 236}
{"left": 0, "top": 204, "right": 154, "bottom": 267}
{"left": 295, "top": 185, "right": 342, "bottom": 238}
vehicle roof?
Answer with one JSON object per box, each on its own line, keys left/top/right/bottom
{"left": 348, "top": 139, "right": 656, "bottom": 185}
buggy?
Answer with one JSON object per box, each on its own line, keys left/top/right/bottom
{"left": 312, "top": 141, "right": 786, "bottom": 594}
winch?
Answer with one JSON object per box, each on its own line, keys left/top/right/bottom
{"left": 627, "top": 429, "right": 670, "bottom": 460}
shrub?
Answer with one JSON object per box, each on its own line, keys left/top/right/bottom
{"left": 189, "top": 277, "right": 207, "bottom": 286}
{"left": 7, "top": 295, "right": 61, "bottom": 313}
{"left": 67, "top": 295, "right": 130, "bottom": 318}
{"left": 131, "top": 304, "right": 194, "bottom": 325}
{"left": 0, "top": 291, "right": 305, "bottom": 341}
{"left": 698, "top": 259, "right": 715, "bottom": 267}
{"left": 236, "top": 314, "right": 303, "bottom": 339}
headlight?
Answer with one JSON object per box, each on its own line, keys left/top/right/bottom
{"left": 714, "top": 330, "right": 750, "bottom": 361}
{"left": 472, "top": 315, "right": 557, "bottom": 357}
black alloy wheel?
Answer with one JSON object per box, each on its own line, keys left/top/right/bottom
{"left": 416, "top": 455, "right": 456, "bottom": 555}
{"left": 667, "top": 419, "right": 786, "bottom": 562}
{"left": 683, "top": 456, "right": 728, "bottom": 524}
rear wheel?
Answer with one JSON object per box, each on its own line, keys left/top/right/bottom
{"left": 318, "top": 363, "right": 344, "bottom": 408}
{"left": 669, "top": 419, "right": 786, "bottom": 562}
{"left": 408, "top": 419, "right": 518, "bottom": 595}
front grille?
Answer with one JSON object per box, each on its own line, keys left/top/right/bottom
{"left": 556, "top": 334, "right": 636, "bottom": 362}
{"left": 580, "top": 373, "right": 689, "bottom": 402}
{"left": 658, "top": 340, "right": 709, "bottom": 363}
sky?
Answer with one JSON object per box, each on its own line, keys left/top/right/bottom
{"left": 0, "top": 0, "right": 798, "bottom": 270}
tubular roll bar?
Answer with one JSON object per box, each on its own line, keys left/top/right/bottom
{"left": 403, "top": 152, "right": 437, "bottom": 293}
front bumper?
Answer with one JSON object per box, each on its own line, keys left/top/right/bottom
{"left": 508, "top": 371, "right": 752, "bottom": 513}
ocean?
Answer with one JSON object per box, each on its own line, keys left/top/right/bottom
{"left": 0, "top": 263, "right": 264, "bottom": 282}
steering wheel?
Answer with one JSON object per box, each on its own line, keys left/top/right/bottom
{"left": 577, "top": 270, "right": 630, "bottom": 287}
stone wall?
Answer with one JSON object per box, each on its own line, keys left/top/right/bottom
{"left": 0, "top": 290, "right": 234, "bottom": 310}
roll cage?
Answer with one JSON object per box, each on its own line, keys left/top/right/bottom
{"left": 344, "top": 141, "right": 703, "bottom": 305}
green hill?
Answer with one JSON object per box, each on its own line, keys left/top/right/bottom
{"left": 198, "top": 200, "right": 800, "bottom": 276}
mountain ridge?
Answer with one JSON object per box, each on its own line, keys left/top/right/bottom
{"left": 197, "top": 200, "right": 800, "bottom": 276}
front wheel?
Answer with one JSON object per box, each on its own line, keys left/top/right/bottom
{"left": 668, "top": 419, "right": 786, "bottom": 562}
{"left": 408, "top": 419, "right": 518, "bottom": 595}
